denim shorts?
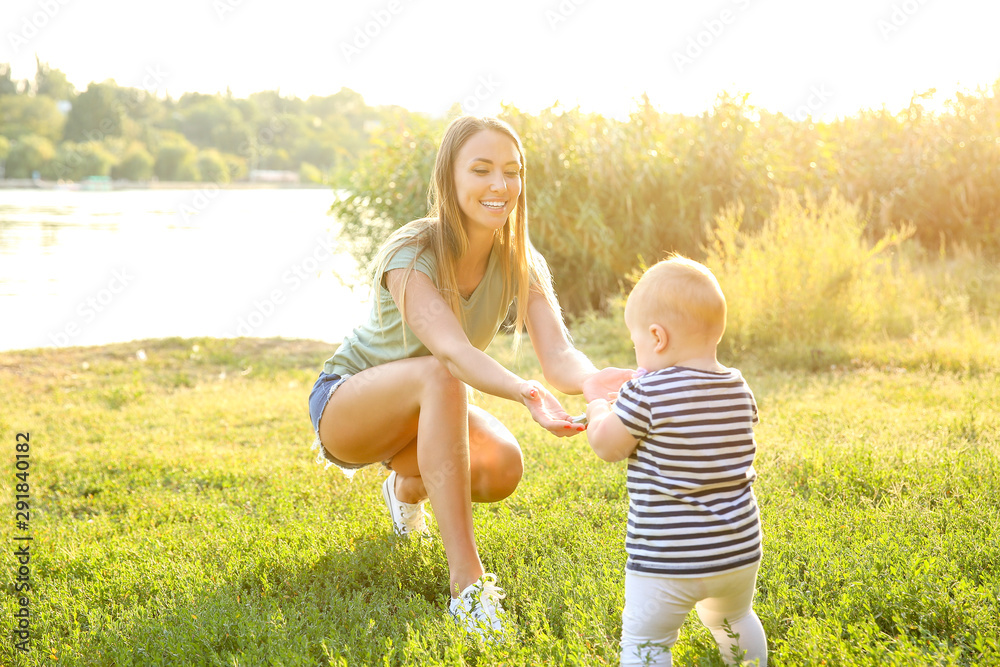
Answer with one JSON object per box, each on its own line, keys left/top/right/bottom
{"left": 308, "top": 371, "right": 369, "bottom": 476}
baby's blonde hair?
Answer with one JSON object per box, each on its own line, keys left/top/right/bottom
{"left": 628, "top": 254, "right": 727, "bottom": 343}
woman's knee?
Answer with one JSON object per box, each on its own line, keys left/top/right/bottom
{"left": 470, "top": 415, "right": 523, "bottom": 501}
{"left": 475, "top": 445, "right": 523, "bottom": 501}
{"left": 493, "top": 441, "right": 524, "bottom": 496}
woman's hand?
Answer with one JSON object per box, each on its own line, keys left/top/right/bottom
{"left": 582, "top": 367, "right": 638, "bottom": 403}
{"left": 519, "top": 380, "right": 583, "bottom": 437}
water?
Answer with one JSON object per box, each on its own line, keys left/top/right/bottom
{"left": 0, "top": 187, "right": 371, "bottom": 352}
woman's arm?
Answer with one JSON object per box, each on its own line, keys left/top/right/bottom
{"left": 387, "top": 268, "right": 578, "bottom": 436}
{"left": 524, "top": 288, "right": 598, "bottom": 394}
{"left": 525, "top": 289, "right": 636, "bottom": 398}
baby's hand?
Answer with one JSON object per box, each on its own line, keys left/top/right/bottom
{"left": 582, "top": 367, "right": 636, "bottom": 403}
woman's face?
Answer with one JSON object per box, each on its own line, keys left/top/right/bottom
{"left": 452, "top": 129, "right": 522, "bottom": 236}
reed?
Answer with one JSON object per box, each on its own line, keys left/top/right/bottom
{"left": 333, "top": 82, "right": 1000, "bottom": 318}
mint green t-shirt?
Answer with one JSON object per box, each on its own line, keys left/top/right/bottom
{"left": 324, "top": 232, "right": 513, "bottom": 377}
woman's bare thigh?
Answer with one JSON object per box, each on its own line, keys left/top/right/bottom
{"left": 318, "top": 356, "right": 464, "bottom": 466}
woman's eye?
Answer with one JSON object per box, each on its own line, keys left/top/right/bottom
{"left": 505, "top": 171, "right": 520, "bottom": 178}
{"left": 473, "top": 168, "right": 489, "bottom": 175}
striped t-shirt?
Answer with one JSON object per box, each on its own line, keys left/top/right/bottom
{"left": 612, "top": 366, "right": 762, "bottom": 577}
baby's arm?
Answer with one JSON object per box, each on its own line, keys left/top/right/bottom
{"left": 584, "top": 398, "right": 639, "bottom": 462}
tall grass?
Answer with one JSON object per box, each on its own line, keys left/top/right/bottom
{"left": 704, "top": 189, "right": 920, "bottom": 355}
{"left": 332, "top": 83, "right": 1000, "bottom": 315}
{"left": 506, "top": 95, "right": 775, "bottom": 312}
{"left": 573, "top": 189, "right": 998, "bottom": 372}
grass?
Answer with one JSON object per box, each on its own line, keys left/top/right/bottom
{"left": 1, "top": 334, "right": 998, "bottom": 666}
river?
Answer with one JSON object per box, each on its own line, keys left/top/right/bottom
{"left": 0, "top": 187, "right": 371, "bottom": 352}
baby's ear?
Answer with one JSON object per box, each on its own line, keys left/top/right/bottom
{"left": 650, "top": 324, "right": 669, "bottom": 352}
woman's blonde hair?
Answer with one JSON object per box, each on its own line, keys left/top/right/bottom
{"left": 370, "top": 115, "right": 560, "bottom": 347}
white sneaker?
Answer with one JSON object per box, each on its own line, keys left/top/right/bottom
{"left": 449, "top": 574, "right": 508, "bottom": 638}
{"left": 381, "top": 471, "right": 428, "bottom": 537}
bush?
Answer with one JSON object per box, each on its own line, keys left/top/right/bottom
{"left": 112, "top": 143, "right": 155, "bottom": 181}
{"left": 329, "top": 115, "right": 444, "bottom": 271}
{"left": 196, "top": 149, "right": 229, "bottom": 184}
{"left": 155, "top": 140, "right": 199, "bottom": 181}
{"left": 45, "top": 140, "right": 117, "bottom": 180}
{"left": 704, "top": 190, "right": 921, "bottom": 356}
{"left": 299, "top": 161, "right": 323, "bottom": 184}
{"left": 222, "top": 153, "right": 248, "bottom": 182}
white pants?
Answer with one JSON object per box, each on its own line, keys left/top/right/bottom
{"left": 620, "top": 562, "right": 767, "bottom": 667}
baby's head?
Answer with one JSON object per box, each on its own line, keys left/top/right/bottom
{"left": 624, "top": 254, "right": 727, "bottom": 370}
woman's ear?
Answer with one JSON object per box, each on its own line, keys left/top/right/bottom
{"left": 650, "top": 323, "right": 669, "bottom": 353}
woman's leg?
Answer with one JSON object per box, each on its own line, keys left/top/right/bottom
{"left": 387, "top": 404, "right": 524, "bottom": 504}
{"left": 318, "top": 356, "right": 489, "bottom": 596}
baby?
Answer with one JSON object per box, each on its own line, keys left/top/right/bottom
{"left": 584, "top": 255, "right": 767, "bottom": 667}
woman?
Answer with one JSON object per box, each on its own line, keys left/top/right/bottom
{"left": 309, "top": 115, "right": 631, "bottom": 636}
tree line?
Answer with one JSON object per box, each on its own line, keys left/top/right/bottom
{"left": 0, "top": 59, "right": 421, "bottom": 184}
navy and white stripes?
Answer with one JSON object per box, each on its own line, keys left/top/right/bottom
{"left": 613, "top": 367, "right": 762, "bottom": 577}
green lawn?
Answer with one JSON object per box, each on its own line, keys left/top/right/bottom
{"left": 1, "top": 335, "right": 997, "bottom": 666}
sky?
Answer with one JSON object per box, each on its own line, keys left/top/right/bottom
{"left": 2, "top": 0, "right": 999, "bottom": 120}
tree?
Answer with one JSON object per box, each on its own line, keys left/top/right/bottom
{"left": 248, "top": 90, "right": 305, "bottom": 117}
{"left": 116, "top": 85, "right": 166, "bottom": 125}
{"left": 63, "top": 81, "right": 124, "bottom": 142}
{"left": 34, "top": 58, "right": 76, "bottom": 100}
{"left": 306, "top": 88, "right": 367, "bottom": 134}
{"left": 196, "top": 149, "right": 228, "bottom": 183}
{"left": 245, "top": 113, "right": 305, "bottom": 170}
{"left": 222, "top": 153, "right": 247, "bottom": 182}
{"left": 112, "top": 143, "right": 154, "bottom": 181}
{"left": 5, "top": 134, "right": 55, "bottom": 178}
{"left": 46, "top": 141, "right": 116, "bottom": 181}
{"left": 178, "top": 97, "right": 251, "bottom": 153}
{"left": 0, "top": 95, "right": 65, "bottom": 142}
{"left": 154, "top": 139, "right": 199, "bottom": 181}
{"left": 0, "top": 135, "right": 10, "bottom": 178}
{"left": 0, "top": 63, "right": 24, "bottom": 96}
{"left": 293, "top": 134, "right": 340, "bottom": 171}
